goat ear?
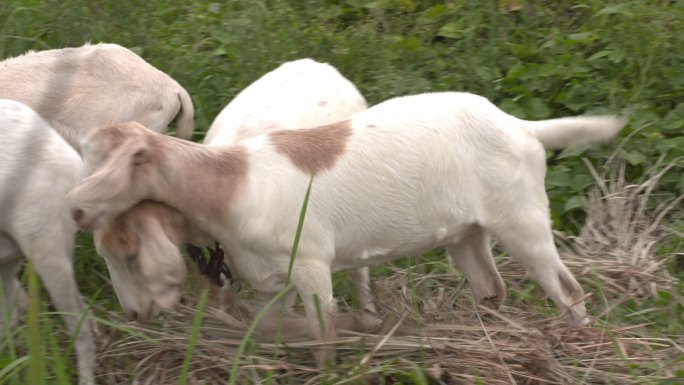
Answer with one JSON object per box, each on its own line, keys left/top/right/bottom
{"left": 96, "top": 218, "right": 140, "bottom": 261}
{"left": 132, "top": 148, "right": 149, "bottom": 166}
{"left": 119, "top": 222, "right": 141, "bottom": 259}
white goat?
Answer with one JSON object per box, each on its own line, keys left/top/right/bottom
{"left": 68, "top": 92, "right": 627, "bottom": 365}
{"left": 88, "top": 58, "right": 373, "bottom": 318}
{"left": 0, "top": 99, "right": 95, "bottom": 385}
{"left": 0, "top": 43, "right": 194, "bottom": 151}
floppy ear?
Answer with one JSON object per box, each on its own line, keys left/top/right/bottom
{"left": 95, "top": 217, "right": 140, "bottom": 262}
{"left": 137, "top": 215, "right": 186, "bottom": 284}
{"left": 77, "top": 140, "right": 149, "bottom": 200}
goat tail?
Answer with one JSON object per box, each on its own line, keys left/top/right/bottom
{"left": 523, "top": 115, "right": 628, "bottom": 150}
{"left": 174, "top": 86, "right": 195, "bottom": 140}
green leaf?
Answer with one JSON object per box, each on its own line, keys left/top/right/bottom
{"left": 570, "top": 173, "right": 594, "bottom": 191}
{"left": 397, "top": 36, "right": 422, "bottom": 51}
{"left": 423, "top": 4, "right": 447, "bottom": 20}
{"left": 658, "top": 290, "right": 673, "bottom": 302}
{"left": 623, "top": 151, "right": 647, "bottom": 166}
{"left": 546, "top": 169, "right": 573, "bottom": 187}
{"left": 523, "top": 97, "right": 552, "bottom": 118}
{"left": 563, "top": 195, "right": 585, "bottom": 213}
{"left": 597, "top": 4, "right": 634, "bottom": 16}
{"left": 557, "top": 145, "right": 589, "bottom": 159}
{"left": 655, "top": 137, "right": 684, "bottom": 152}
{"left": 437, "top": 21, "right": 463, "bottom": 39}
{"left": 608, "top": 48, "right": 626, "bottom": 63}
{"left": 677, "top": 174, "right": 684, "bottom": 194}
{"left": 500, "top": 98, "right": 526, "bottom": 119}
{"left": 567, "top": 32, "right": 594, "bottom": 43}
{"left": 588, "top": 50, "right": 611, "bottom": 61}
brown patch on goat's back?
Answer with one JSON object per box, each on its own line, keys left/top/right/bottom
{"left": 269, "top": 120, "right": 352, "bottom": 175}
{"left": 199, "top": 145, "right": 250, "bottom": 215}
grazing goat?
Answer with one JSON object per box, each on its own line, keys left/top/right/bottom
{"left": 0, "top": 99, "right": 95, "bottom": 385}
{"left": 0, "top": 43, "right": 194, "bottom": 151}
{"left": 68, "top": 92, "right": 627, "bottom": 365}
{"left": 88, "top": 58, "right": 372, "bottom": 319}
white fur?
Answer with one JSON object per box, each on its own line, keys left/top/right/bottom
{"left": 69, "top": 91, "right": 627, "bottom": 364}
{"left": 0, "top": 43, "right": 194, "bottom": 151}
{"left": 0, "top": 99, "right": 95, "bottom": 385}
{"left": 204, "top": 58, "right": 367, "bottom": 143}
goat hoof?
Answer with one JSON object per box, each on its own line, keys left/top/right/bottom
{"left": 480, "top": 295, "right": 503, "bottom": 311}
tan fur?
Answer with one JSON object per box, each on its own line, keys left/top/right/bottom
{"left": 98, "top": 201, "right": 210, "bottom": 251}
{"left": 150, "top": 135, "right": 250, "bottom": 218}
{"left": 81, "top": 123, "right": 250, "bottom": 221}
{"left": 0, "top": 43, "right": 195, "bottom": 150}
{"left": 81, "top": 122, "right": 135, "bottom": 170}
{"left": 269, "top": 120, "right": 352, "bottom": 175}
{"left": 97, "top": 216, "right": 140, "bottom": 260}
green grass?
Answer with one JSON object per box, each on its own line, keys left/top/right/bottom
{"left": 0, "top": 0, "right": 682, "bottom": 383}
{"left": 178, "top": 287, "right": 209, "bottom": 385}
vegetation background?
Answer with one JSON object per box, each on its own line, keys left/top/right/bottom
{"left": 0, "top": 0, "right": 682, "bottom": 384}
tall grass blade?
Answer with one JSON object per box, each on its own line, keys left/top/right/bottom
{"left": 0, "top": 356, "right": 28, "bottom": 383}
{"left": 228, "top": 282, "right": 293, "bottom": 385}
{"left": 0, "top": 275, "right": 18, "bottom": 375}
{"left": 177, "top": 287, "right": 210, "bottom": 385}
{"left": 25, "top": 261, "right": 44, "bottom": 385}
{"left": 64, "top": 289, "right": 100, "bottom": 358}
{"left": 45, "top": 318, "right": 71, "bottom": 385}
{"left": 286, "top": 176, "right": 314, "bottom": 281}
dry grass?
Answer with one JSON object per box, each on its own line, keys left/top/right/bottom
{"left": 91, "top": 158, "right": 683, "bottom": 384}
{"left": 556, "top": 156, "right": 683, "bottom": 301}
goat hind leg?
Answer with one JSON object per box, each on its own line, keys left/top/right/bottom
{"left": 348, "top": 266, "right": 376, "bottom": 313}
{"left": 490, "top": 209, "right": 588, "bottom": 326}
{"left": 447, "top": 229, "right": 506, "bottom": 310}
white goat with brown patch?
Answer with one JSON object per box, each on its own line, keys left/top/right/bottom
{"left": 0, "top": 43, "right": 194, "bottom": 151}
{"left": 68, "top": 92, "right": 627, "bottom": 365}
{"left": 0, "top": 99, "right": 95, "bottom": 385}
{"left": 87, "top": 58, "right": 371, "bottom": 318}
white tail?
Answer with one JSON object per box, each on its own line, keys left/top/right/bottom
{"left": 174, "top": 86, "right": 195, "bottom": 140}
{"left": 523, "top": 115, "right": 628, "bottom": 150}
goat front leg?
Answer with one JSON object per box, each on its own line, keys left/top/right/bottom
{"left": 447, "top": 228, "right": 506, "bottom": 310}
{"left": 292, "top": 259, "right": 337, "bottom": 367}
{"left": 30, "top": 247, "right": 96, "bottom": 385}
{"left": 0, "top": 258, "right": 24, "bottom": 331}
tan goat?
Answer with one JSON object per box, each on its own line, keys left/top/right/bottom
{"left": 0, "top": 43, "right": 194, "bottom": 151}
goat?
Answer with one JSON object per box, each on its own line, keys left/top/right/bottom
{"left": 0, "top": 43, "right": 194, "bottom": 152}
{"left": 88, "top": 58, "right": 373, "bottom": 317}
{"left": 67, "top": 92, "right": 627, "bottom": 365}
{"left": 0, "top": 99, "right": 95, "bottom": 385}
